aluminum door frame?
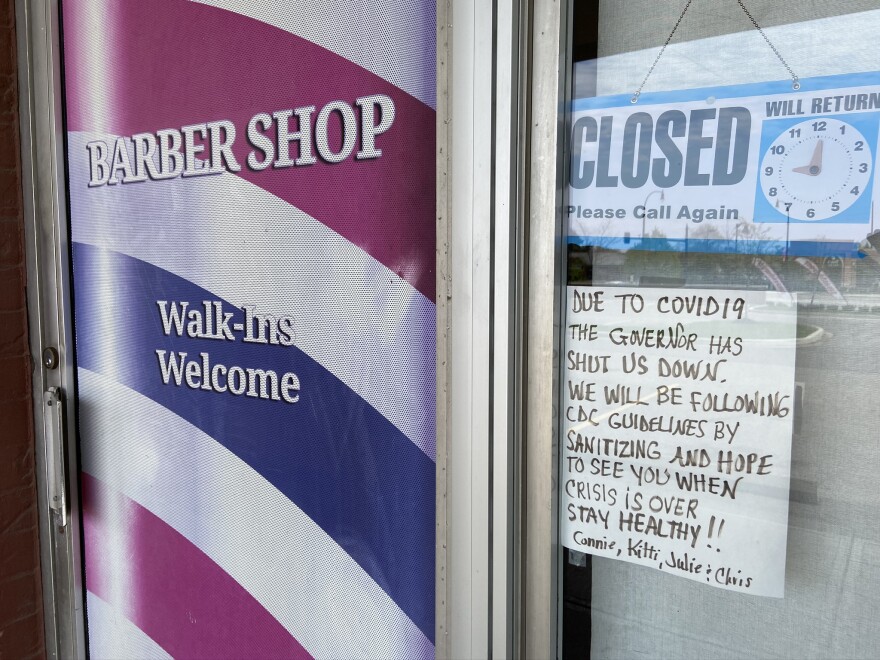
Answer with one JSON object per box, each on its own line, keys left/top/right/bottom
{"left": 521, "top": 0, "right": 571, "bottom": 658}
{"left": 440, "top": 0, "right": 570, "bottom": 657}
{"left": 17, "top": 0, "right": 86, "bottom": 657}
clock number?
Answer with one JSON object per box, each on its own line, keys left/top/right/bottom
{"left": 832, "top": 202, "right": 840, "bottom": 212}
{"left": 840, "top": 125, "right": 846, "bottom": 135}
{"left": 860, "top": 163, "right": 869, "bottom": 173}
{"left": 851, "top": 186, "right": 860, "bottom": 195}
{"left": 788, "top": 128, "right": 801, "bottom": 138}
{"left": 806, "top": 208, "right": 815, "bottom": 218}
{"left": 764, "top": 166, "right": 774, "bottom": 176}
{"left": 768, "top": 187, "right": 777, "bottom": 197}
{"left": 771, "top": 145, "right": 785, "bottom": 155}
{"left": 784, "top": 203, "right": 792, "bottom": 212}
{"left": 812, "top": 121, "right": 827, "bottom": 132}
{"left": 855, "top": 141, "right": 864, "bottom": 151}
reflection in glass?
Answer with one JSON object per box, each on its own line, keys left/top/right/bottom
{"left": 561, "top": 2, "right": 880, "bottom": 659}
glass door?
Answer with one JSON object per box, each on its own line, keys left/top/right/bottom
{"left": 559, "top": 2, "right": 880, "bottom": 657}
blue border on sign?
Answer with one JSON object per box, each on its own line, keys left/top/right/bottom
{"left": 572, "top": 71, "right": 880, "bottom": 111}
{"left": 567, "top": 235, "right": 865, "bottom": 259}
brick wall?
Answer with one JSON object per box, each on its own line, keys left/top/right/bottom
{"left": 0, "top": 0, "right": 45, "bottom": 656}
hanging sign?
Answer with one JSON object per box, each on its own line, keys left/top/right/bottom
{"left": 561, "top": 286, "right": 796, "bottom": 597}
{"left": 569, "top": 72, "right": 880, "bottom": 257}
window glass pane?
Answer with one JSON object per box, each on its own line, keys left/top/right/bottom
{"left": 561, "top": 3, "right": 880, "bottom": 658}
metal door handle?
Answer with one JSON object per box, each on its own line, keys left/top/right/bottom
{"left": 43, "top": 387, "right": 67, "bottom": 528}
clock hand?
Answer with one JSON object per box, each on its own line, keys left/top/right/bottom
{"left": 792, "top": 140, "right": 824, "bottom": 176}
{"left": 810, "top": 140, "right": 824, "bottom": 170}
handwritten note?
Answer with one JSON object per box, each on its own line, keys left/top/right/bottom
{"left": 561, "top": 286, "right": 796, "bottom": 596}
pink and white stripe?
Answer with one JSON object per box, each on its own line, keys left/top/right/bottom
{"left": 80, "top": 368, "right": 434, "bottom": 659}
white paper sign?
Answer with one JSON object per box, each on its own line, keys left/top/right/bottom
{"left": 561, "top": 286, "right": 797, "bottom": 596}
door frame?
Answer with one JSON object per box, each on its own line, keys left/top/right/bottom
{"left": 17, "top": 0, "right": 87, "bottom": 657}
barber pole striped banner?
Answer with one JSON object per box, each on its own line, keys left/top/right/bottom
{"left": 62, "top": 1, "right": 436, "bottom": 657}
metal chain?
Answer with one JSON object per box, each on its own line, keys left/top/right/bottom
{"left": 631, "top": 0, "right": 694, "bottom": 103}
{"left": 631, "top": 0, "right": 800, "bottom": 104}
{"left": 735, "top": 0, "right": 799, "bottom": 90}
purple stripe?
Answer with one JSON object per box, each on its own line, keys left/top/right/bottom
{"left": 73, "top": 243, "right": 436, "bottom": 640}
{"left": 61, "top": 0, "right": 436, "bottom": 300}
{"left": 82, "top": 472, "right": 313, "bottom": 660}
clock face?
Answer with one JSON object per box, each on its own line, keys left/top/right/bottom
{"left": 759, "top": 117, "right": 873, "bottom": 221}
